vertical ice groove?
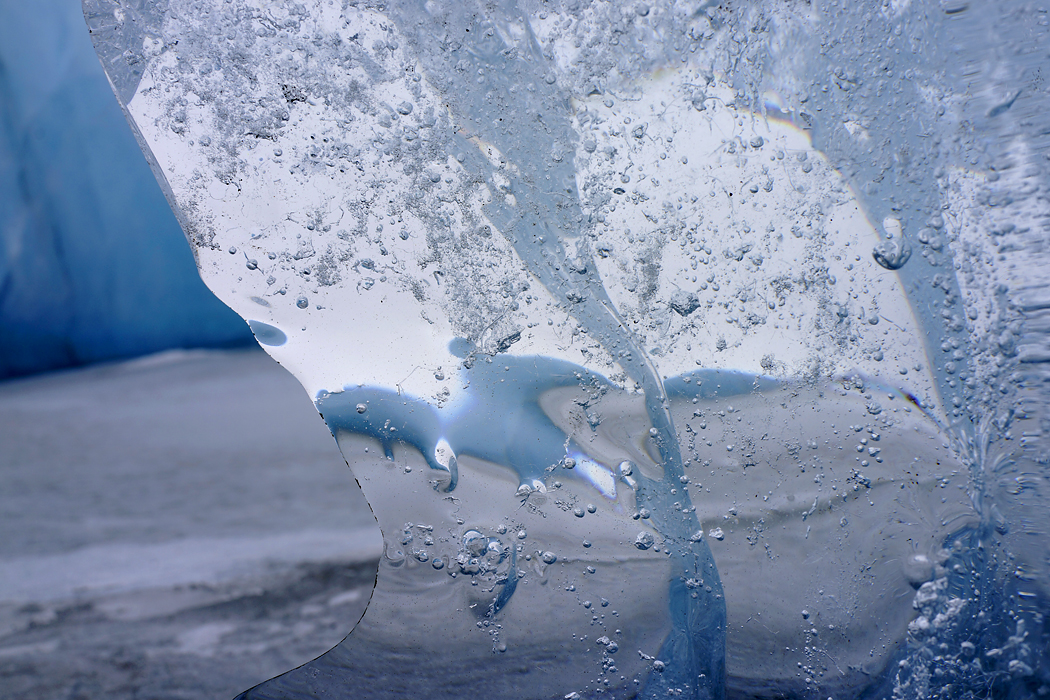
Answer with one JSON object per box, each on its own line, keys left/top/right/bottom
{"left": 385, "top": 4, "right": 724, "bottom": 691}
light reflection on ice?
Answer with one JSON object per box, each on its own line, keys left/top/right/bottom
{"left": 567, "top": 452, "right": 617, "bottom": 500}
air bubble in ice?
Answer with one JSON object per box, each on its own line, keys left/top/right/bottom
{"left": 463, "top": 530, "right": 489, "bottom": 557}
{"left": 903, "top": 553, "right": 935, "bottom": 587}
{"left": 670, "top": 290, "right": 700, "bottom": 316}
{"left": 873, "top": 217, "right": 912, "bottom": 270}
{"left": 635, "top": 532, "right": 655, "bottom": 550}
{"left": 872, "top": 237, "right": 912, "bottom": 270}
{"left": 247, "top": 320, "right": 287, "bottom": 347}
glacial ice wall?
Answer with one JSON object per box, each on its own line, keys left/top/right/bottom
{"left": 0, "top": 0, "right": 250, "bottom": 380}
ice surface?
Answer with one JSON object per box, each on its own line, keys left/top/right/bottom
{"left": 82, "top": 1, "right": 1050, "bottom": 698}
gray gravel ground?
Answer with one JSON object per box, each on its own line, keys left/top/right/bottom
{"left": 0, "top": 349, "right": 381, "bottom": 700}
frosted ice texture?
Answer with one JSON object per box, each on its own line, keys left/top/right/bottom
{"left": 84, "top": 1, "right": 1049, "bottom": 698}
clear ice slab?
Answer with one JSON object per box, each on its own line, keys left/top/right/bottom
{"left": 82, "top": 1, "right": 984, "bottom": 698}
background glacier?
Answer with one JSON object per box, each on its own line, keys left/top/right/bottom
{"left": 0, "top": 0, "right": 251, "bottom": 380}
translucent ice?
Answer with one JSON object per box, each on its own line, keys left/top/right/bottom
{"left": 83, "top": 1, "right": 1049, "bottom": 698}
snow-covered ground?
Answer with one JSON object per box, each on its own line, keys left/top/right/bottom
{"left": 0, "top": 349, "right": 381, "bottom": 699}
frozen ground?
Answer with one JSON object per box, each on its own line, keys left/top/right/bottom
{"left": 0, "top": 349, "right": 381, "bottom": 699}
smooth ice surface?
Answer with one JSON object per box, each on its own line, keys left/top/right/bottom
{"left": 83, "top": 1, "right": 1050, "bottom": 698}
